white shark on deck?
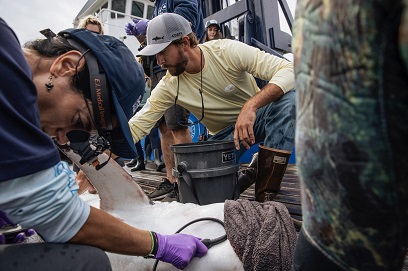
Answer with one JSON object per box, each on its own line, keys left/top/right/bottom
{"left": 62, "top": 147, "right": 244, "bottom": 271}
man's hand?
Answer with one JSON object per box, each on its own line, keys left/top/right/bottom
{"left": 233, "top": 83, "right": 285, "bottom": 150}
{"left": 76, "top": 170, "right": 97, "bottom": 194}
{"left": 155, "top": 233, "right": 208, "bottom": 270}
{"left": 233, "top": 106, "right": 256, "bottom": 150}
{"left": 125, "top": 19, "right": 149, "bottom": 37}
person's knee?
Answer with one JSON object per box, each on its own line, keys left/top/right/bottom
{"left": 164, "top": 104, "right": 190, "bottom": 130}
{"left": 171, "top": 127, "right": 188, "bottom": 135}
{"left": 159, "top": 123, "right": 172, "bottom": 136}
{"left": 171, "top": 127, "right": 192, "bottom": 143}
{"left": 282, "top": 90, "right": 296, "bottom": 117}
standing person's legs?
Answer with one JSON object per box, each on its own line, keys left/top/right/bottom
{"left": 125, "top": 142, "right": 142, "bottom": 168}
{"left": 144, "top": 134, "right": 152, "bottom": 162}
{"left": 147, "top": 119, "right": 175, "bottom": 201}
{"left": 149, "top": 70, "right": 167, "bottom": 174}
{"left": 159, "top": 126, "right": 192, "bottom": 183}
{"left": 148, "top": 70, "right": 191, "bottom": 201}
{"left": 159, "top": 123, "right": 176, "bottom": 183}
{"left": 149, "top": 126, "right": 164, "bottom": 171}
{"left": 148, "top": 105, "right": 191, "bottom": 201}
{"left": 130, "top": 141, "right": 145, "bottom": 171}
{"left": 161, "top": 104, "right": 192, "bottom": 184}
{"left": 0, "top": 243, "right": 112, "bottom": 271}
{"left": 127, "top": 106, "right": 144, "bottom": 169}
{"left": 149, "top": 127, "right": 161, "bottom": 152}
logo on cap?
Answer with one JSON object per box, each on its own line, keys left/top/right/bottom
{"left": 152, "top": 36, "right": 164, "bottom": 42}
{"left": 171, "top": 31, "right": 182, "bottom": 38}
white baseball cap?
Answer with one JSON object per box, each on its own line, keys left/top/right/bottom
{"left": 137, "top": 13, "right": 192, "bottom": 56}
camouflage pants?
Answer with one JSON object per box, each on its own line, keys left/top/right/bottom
{"left": 293, "top": 0, "right": 408, "bottom": 270}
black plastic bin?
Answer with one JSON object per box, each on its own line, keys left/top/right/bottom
{"left": 171, "top": 141, "right": 239, "bottom": 205}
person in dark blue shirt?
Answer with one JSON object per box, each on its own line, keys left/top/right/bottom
{"left": 0, "top": 18, "right": 207, "bottom": 270}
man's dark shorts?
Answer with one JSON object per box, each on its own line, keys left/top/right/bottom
{"left": 151, "top": 70, "right": 190, "bottom": 130}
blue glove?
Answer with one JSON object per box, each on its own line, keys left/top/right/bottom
{"left": 124, "top": 19, "right": 149, "bottom": 37}
{"left": 155, "top": 233, "right": 208, "bottom": 270}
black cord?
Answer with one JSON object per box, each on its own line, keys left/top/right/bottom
{"left": 95, "top": 148, "right": 112, "bottom": 170}
{"left": 152, "top": 217, "right": 227, "bottom": 270}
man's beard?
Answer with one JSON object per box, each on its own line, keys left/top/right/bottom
{"left": 167, "top": 49, "right": 188, "bottom": 76}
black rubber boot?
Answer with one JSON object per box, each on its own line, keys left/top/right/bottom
{"left": 237, "top": 152, "right": 258, "bottom": 193}
{"left": 153, "top": 149, "right": 165, "bottom": 172}
{"left": 145, "top": 144, "right": 152, "bottom": 162}
{"left": 126, "top": 158, "right": 138, "bottom": 168}
{"left": 130, "top": 157, "right": 145, "bottom": 171}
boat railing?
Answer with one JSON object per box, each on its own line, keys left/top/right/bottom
{"left": 96, "top": 8, "right": 143, "bottom": 53}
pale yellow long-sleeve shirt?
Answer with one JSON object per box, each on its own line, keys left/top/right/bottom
{"left": 129, "top": 38, "right": 294, "bottom": 142}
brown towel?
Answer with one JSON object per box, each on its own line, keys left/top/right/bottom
{"left": 224, "top": 199, "right": 297, "bottom": 271}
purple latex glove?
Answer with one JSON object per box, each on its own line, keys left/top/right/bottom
{"left": 124, "top": 22, "right": 135, "bottom": 36}
{"left": 0, "top": 211, "right": 42, "bottom": 244}
{"left": 11, "top": 229, "right": 36, "bottom": 244}
{"left": 0, "top": 229, "right": 41, "bottom": 244}
{"left": 124, "top": 19, "right": 149, "bottom": 37}
{"left": 155, "top": 233, "right": 208, "bottom": 270}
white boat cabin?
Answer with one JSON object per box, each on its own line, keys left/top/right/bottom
{"left": 73, "top": 0, "right": 154, "bottom": 55}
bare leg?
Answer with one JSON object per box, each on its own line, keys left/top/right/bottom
{"left": 172, "top": 127, "right": 192, "bottom": 145}
{"left": 170, "top": 127, "right": 192, "bottom": 182}
{"left": 159, "top": 124, "right": 192, "bottom": 184}
{"left": 159, "top": 123, "right": 176, "bottom": 183}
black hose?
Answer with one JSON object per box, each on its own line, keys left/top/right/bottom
{"left": 152, "top": 217, "right": 227, "bottom": 270}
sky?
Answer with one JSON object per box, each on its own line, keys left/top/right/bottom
{"left": 0, "top": 0, "right": 88, "bottom": 44}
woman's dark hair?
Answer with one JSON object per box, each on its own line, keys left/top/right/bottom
{"left": 23, "top": 36, "right": 91, "bottom": 99}
{"left": 203, "top": 28, "right": 222, "bottom": 42}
